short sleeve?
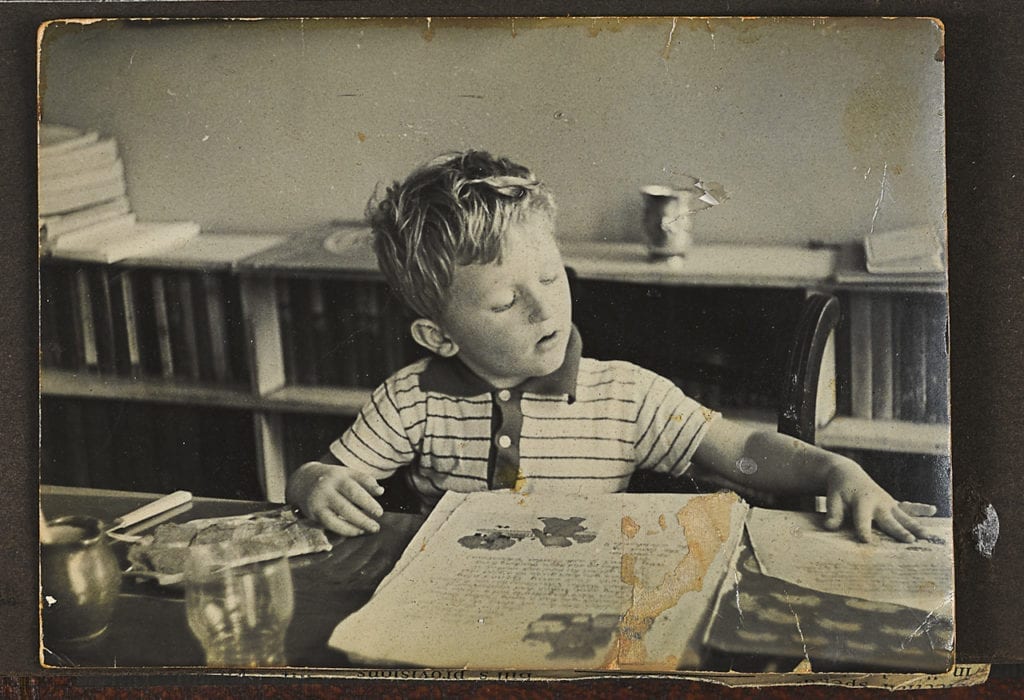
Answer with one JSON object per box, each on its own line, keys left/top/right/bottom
{"left": 632, "top": 366, "right": 719, "bottom": 477}
{"left": 329, "top": 373, "right": 421, "bottom": 479}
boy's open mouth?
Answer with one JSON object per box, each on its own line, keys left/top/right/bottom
{"left": 537, "top": 330, "right": 559, "bottom": 347}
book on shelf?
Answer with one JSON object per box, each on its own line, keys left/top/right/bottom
{"left": 50, "top": 220, "right": 201, "bottom": 264}
{"left": 864, "top": 227, "right": 945, "bottom": 275}
{"left": 71, "top": 268, "right": 99, "bottom": 373}
{"left": 197, "top": 274, "right": 232, "bottom": 384}
{"left": 288, "top": 277, "right": 321, "bottom": 386}
{"left": 150, "top": 273, "right": 175, "bottom": 379}
{"left": 869, "top": 294, "right": 894, "bottom": 420}
{"left": 847, "top": 292, "right": 874, "bottom": 419}
{"left": 164, "top": 272, "right": 202, "bottom": 381}
{"left": 333, "top": 280, "right": 362, "bottom": 387}
{"left": 276, "top": 278, "right": 300, "bottom": 386}
{"left": 48, "top": 212, "right": 137, "bottom": 253}
{"left": 327, "top": 490, "right": 953, "bottom": 673}
{"left": 87, "top": 266, "right": 119, "bottom": 375}
{"left": 109, "top": 269, "right": 144, "bottom": 378}
{"left": 841, "top": 290, "right": 948, "bottom": 428}
{"left": 38, "top": 157, "right": 128, "bottom": 216}
{"left": 893, "top": 296, "right": 929, "bottom": 422}
{"left": 352, "top": 281, "right": 384, "bottom": 387}
{"left": 39, "top": 135, "right": 119, "bottom": 178}
{"left": 38, "top": 124, "right": 100, "bottom": 156}
{"left": 40, "top": 264, "right": 77, "bottom": 370}
{"left": 40, "top": 196, "right": 131, "bottom": 244}
{"left": 308, "top": 279, "right": 340, "bottom": 386}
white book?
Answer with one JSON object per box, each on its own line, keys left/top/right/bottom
{"left": 864, "top": 227, "right": 944, "bottom": 274}
{"left": 39, "top": 196, "right": 132, "bottom": 241}
{"left": 38, "top": 124, "right": 100, "bottom": 156}
{"left": 39, "top": 158, "right": 125, "bottom": 194}
{"left": 49, "top": 213, "right": 137, "bottom": 252}
{"left": 53, "top": 220, "right": 201, "bottom": 263}
{"left": 39, "top": 137, "right": 119, "bottom": 178}
{"left": 38, "top": 172, "right": 128, "bottom": 216}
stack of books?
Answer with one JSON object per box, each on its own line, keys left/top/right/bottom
{"left": 39, "top": 124, "right": 200, "bottom": 262}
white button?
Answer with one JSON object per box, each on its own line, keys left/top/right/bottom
{"left": 497, "top": 389, "right": 512, "bottom": 402}
{"left": 497, "top": 435, "right": 512, "bottom": 448}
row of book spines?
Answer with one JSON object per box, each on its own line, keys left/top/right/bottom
{"left": 276, "top": 277, "right": 424, "bottom": 389}
{"left": 842, "top": 291, "right": 949, "bottom": 424}
{"left": 40, "top": 396, "right": 263, "bottom": 500}
{"left": 40, "top": 263, "right": 251, "bottom": 386}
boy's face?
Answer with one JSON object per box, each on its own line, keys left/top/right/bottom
{"left": 437, "top": 214, "right": 573, "bottom": 389}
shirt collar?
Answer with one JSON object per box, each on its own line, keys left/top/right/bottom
{"left": 419, "top": 325, "right": 581, "bottom": 400}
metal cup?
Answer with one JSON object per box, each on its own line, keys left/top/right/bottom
{"left": 41, "top": 515, "right": 122, "bottom": 644}
{"left": 640, "top": 185, "right": 698, "bottom": 258}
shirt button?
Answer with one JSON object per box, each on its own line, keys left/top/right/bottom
{"left": 497, "top": 435, "right": 512, "bottom": 448}
{"left": 497, "top": 389, "right": 512, "bottom": 402}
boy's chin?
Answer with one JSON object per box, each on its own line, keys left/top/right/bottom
{"left": 536, "top": 337, "right": 570, "bottom": 374}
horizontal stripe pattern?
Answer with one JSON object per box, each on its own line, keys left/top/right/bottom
{"left": 329, "top": 355, "right": 718, "bottom": 505}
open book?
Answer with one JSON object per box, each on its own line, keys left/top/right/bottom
{"left": 327, "top": 491, "right": 953, "bottom": 673}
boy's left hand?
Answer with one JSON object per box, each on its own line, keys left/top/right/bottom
{"left": 823, "top": 459, "right": 937, "bottom": 543}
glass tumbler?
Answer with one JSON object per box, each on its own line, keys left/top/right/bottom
{"left": 184, "top": 542, "right": 295, "bottom": 667}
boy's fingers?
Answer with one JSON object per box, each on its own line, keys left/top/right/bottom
{"left": 875, "top": 509, "right": 916, "bottom": 544}
{"left": 852, "top": 500, "right": 875, "bottom": 543}
{"left": 893, "top": 507, "right": 932, "bottom": 540}
{"left": 348, "top": 469, "right": 386, "bottom": 497}
{"left": 899, "top": 501, "right": 937, "bottom": 518}
{"left": 823, "top": 491, "right": 845, "bottom": 530}
{"left": 316, "top": 507, "right": 371, "bottom": 538}
{"left": 325, "top": 489, "right": 381, "bottom": 533}
{"left": 335, "top": 476, "right": 385, "bottom": 519}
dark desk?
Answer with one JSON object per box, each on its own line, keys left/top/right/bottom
{"left": 41, "top": 486, "right": 952, "bottom": 674}
{"left": 41, "top": 485, "right": 425, "bottom": 668}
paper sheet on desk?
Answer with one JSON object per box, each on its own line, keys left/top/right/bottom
{"left": 329, "top": 491, "right": 748, "bottom": 671}
{"left": 745, "top": 509, "right": 953, "bottom": 613}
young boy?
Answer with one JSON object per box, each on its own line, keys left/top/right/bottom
{"left": 287, "top": 151, "right": 936, "bottom": 543}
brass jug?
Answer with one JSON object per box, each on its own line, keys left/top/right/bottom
{"left": 41, "top": 515, "right": 122, "bottom": 644}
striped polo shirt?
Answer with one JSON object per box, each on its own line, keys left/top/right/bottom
{"left": 329, "top": 326, "right": 719, "bottom": 508}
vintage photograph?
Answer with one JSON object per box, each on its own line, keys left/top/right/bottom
{"left": 37, "top": 17, "right": 952, "bottom": 676}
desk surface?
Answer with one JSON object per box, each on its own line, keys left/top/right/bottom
{"left": 41, "top": 486, "right": 425, "bottom": 668}
{"left": 40, "top": 486, "right": 952, "bottom": 673}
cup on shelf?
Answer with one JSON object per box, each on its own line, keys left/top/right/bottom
{"left": 640, "top": 179, "right": 726, "bottom": 260}
{"left": 640, "top": 185, "right": 696, "bottom": 259}
{"left": 184, "top": 542, "right": 295, "bottom": 667}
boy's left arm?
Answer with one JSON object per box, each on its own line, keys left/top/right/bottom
{"left": 692, "top": 417, "right": 937, "bottom": 543}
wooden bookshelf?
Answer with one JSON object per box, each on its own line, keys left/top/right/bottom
{"left": 40, "top": 228, "right": 952, "bottom": 503}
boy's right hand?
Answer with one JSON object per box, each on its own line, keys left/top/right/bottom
{"left": 289, "top": 462, "right": 385, "bottom": 537}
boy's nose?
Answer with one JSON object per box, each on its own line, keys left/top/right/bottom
{"left": 525, "top": 288, "right": 552, "bottom": 324}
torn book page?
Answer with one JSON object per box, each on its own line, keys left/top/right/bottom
{"left": 328, "top": 491, "right": 748, "bottom": 671}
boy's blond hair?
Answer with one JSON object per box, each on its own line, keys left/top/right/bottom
{"left": 367, "top": 150, "right": 556, "bottom": 320}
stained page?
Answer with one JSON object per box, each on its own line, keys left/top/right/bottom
{"left": 329, "top": 491, "right": 748, "bottom": 671}
{"left": 746, "top": 508, "right": 953, "bottom": 614}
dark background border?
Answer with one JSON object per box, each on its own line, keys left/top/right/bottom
{"left": 3, "top": 1, "right": 1022, "bottom": 695}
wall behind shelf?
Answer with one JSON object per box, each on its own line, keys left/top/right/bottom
{"left": 38, "top": 18, "right": 944, "bottom": 247}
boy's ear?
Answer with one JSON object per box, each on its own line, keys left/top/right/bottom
{"left": 409, "top": 318, "right": 459, "bottom": 357}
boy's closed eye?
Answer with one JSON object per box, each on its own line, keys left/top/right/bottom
{"left": 491, "top": 294, "right": 517, "bottom": 313}
{"left": 489, "top": 271, "right": 563, "bottom": 312}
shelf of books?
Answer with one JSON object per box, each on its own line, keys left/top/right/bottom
{"left": 40, "top": 223, "right": 952, "bottom": 501}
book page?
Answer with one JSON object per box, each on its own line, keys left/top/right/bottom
{"left": 329, "top": 491, "right": 748, "bottom": 671}
{"left": 746, "top": 508, "right": 953, "bottom": 614}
